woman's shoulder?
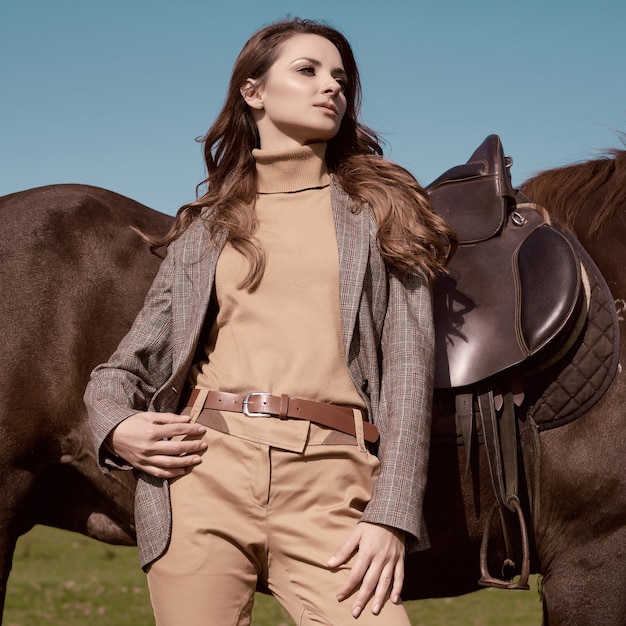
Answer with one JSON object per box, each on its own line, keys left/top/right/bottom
{"left": 167, "top": 208, "right": 224, "bottom": 262}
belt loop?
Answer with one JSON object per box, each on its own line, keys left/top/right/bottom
{"left": 352, "top": 409, "right": 367, "bottom": 453}
{"left": 189, "top": 387, "right": 209, "bottom": 423}
{"left": 279, "top": 394, "right": 289, "bottom": 419}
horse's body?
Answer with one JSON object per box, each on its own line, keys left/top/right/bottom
{"left": 0, "top": 185, "right": 172, "bottom": 619}
{"left": 1, "top": 148, "right": 625, "bottom": 624}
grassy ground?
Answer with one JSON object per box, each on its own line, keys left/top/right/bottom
{"left": 4, "top": 526, "right": 542, "bottom": 625}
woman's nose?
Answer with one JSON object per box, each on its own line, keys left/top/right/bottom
{"left": 323, "top": 78, "right": 342, "bottom": 95}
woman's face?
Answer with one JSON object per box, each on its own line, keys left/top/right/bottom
{"left": 244, "top": 34, "right": 348, "bottom": 151}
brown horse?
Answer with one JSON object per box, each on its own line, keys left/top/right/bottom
{"left": 0, "top": 147, "right": 625, "bottom": 624}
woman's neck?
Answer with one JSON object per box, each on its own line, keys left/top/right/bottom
{"left": 253, "top": 143, "right": 330, "bottom": 194}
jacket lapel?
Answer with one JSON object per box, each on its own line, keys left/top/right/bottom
{"left": 331, "top": 178, "right": 370, "bottom": 356}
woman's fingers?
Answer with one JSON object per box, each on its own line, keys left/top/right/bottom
{"left": 107, "top": 411, "right": 207, "bottom": 476}
{"left": 329, "top": 522, "right": 405, "bottom": 617}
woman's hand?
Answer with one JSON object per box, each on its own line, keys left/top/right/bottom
{"left": 106, "top": 411, "right": 208, "bottom": 478}
{"left": 327, "top": 521, "right": 405, "bottom": 618}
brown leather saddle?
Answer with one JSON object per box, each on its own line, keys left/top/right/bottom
{"left": 429, "top": 135, "right": 584, "bottom": 390}
{"left": 427, "top": 135, "right": 587, "bottom": 589}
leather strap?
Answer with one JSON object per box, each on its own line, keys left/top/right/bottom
{"left": 185, "top": 388, "right": 379, "bottom": 443}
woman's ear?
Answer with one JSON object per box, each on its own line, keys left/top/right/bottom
{"left": 241, "top": 79, "right": 264, "bottom": 110}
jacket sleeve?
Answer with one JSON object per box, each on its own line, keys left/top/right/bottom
{"left": 360, "top": 265, "right": 434, "bottom": 551}
{"left": 83, "top": 244, "right": 176, "bottom": 472}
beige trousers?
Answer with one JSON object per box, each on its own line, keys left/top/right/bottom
{"left": 146, "top": 423, "right": 411, "bottom": 625}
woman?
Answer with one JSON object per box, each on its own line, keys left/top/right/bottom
{"left": 85, "top": 17, "right": 454, "bottom": 625}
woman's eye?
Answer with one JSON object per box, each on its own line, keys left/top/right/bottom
{"left": 298, "top": 66, "right": 315, "bottom": 75}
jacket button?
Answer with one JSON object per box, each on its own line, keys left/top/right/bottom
{"left": 361, "top": 379, "right": 369, "bottom": 392}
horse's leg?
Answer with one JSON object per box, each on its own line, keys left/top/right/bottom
{"left": 32, "top": 419, "right": 136, "bottom": 545}
{"left": 539, "top": 525, "right": 626, "bottom": 625}
{"left": 536, "top": 385, "right": 626, "bottom": 625}
{"left": 0, "top": 418, "right": 136, "bottom": 624}
{"left": 0, "top": 467, "right": 40, "bottom": 623}
{"left": 404, "top": 441, "right": 487, "bottom": 599}
{"left": 0, "top": 527, "right": 18, "bottom": 624}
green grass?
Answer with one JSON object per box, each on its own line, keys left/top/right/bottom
{"left": 4, "top": 526, "right": 542, "bottom": 625}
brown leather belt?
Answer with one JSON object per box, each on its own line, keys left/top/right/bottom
{"left": 185, "top": 389, "right": 379, "bottom": 443}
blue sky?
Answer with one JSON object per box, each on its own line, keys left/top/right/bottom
{"left": 1, "top": 0, "right": 625, "bottom": 215}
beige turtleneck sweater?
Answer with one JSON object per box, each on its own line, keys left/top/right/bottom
{"left": 189, "top": 143, "right": 365, "bottom": 449}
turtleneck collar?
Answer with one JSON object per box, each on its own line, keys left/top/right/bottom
{"left": 253, "top": 142, "right": 330, "bottom": 194}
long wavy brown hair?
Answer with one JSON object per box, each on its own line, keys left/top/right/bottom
{"left": 150, "top": 18, "right": 455, "bottom": 290}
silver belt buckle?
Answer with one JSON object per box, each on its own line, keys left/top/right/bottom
{"left": 242, "top": 392, "right": 273, "bottom": 417}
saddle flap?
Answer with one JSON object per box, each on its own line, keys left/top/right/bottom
{"left": 427, "top": 135, "right": 515, "bottom": 244}
{"left": 433, "top": 205, "right": 543, "bottom": 388}
{"left": 517, "top": 225, "right": 582, "bottom": 354}
{"left": 433, "top": 207, "right": 584, "bottom": 389}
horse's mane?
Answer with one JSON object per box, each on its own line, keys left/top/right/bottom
{"left": 521, "top": 147, "right": 626, "bottom": 236}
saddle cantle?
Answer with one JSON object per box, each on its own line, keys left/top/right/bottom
{"left": 428, "top": 135, "right": 584, "bottom": 389}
